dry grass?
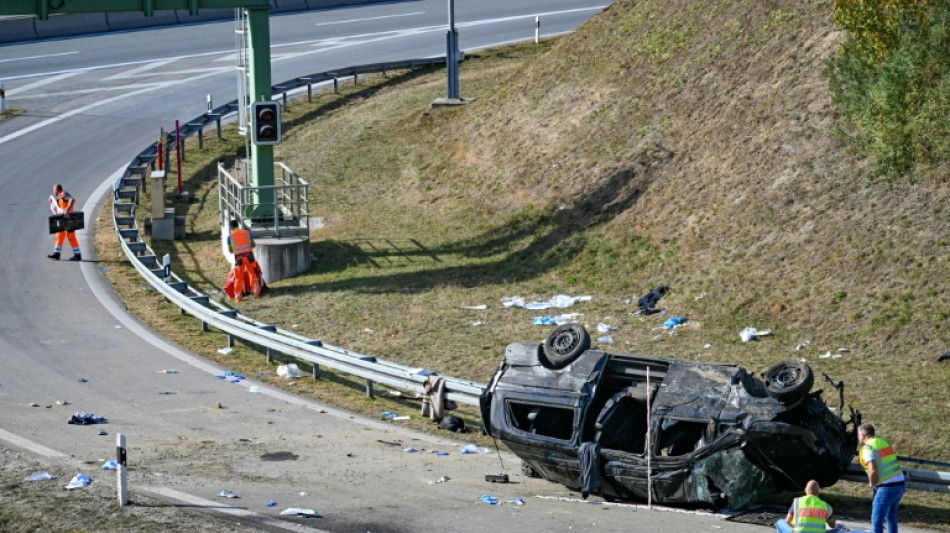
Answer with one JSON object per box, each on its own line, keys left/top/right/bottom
{"left": 94, "top": 0, "right": 949, "bottom": 528}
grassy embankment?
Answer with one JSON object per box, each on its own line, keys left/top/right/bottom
{"left": 96, "top": 0, "right": 949, "bottom": 527}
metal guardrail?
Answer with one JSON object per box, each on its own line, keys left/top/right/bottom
{"left": 110, "top": 55, "right": 485, "bottom": 407}
{"left": 842, "top": 461, "right": 950, "bottom": 493}
{"left": 217, "top": 161, "right": 310, "bottom": 238}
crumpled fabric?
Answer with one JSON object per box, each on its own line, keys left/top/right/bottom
{"left": 421, "top": 375, "right": 457, "bottom": 422}
{"left": 637, "top": 286, "right": 669, "bottom": 313}
{"left": 67, "top": 412, "right": 106, "bottom": 425}
{"left": 579, "top": 442, "right": 603, "bottom": 499}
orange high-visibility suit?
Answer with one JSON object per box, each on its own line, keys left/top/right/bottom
{"left": 48, "top": 184, "right": 81, "bottom": 260}
{"left": 227, "top": 226, "right": 261, "bottom": 301}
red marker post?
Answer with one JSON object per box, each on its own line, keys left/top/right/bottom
{"left": 175, "top": 120, "right": 183, "bottom": 197}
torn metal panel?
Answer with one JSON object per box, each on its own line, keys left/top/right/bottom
{"left": 481, "top": 325, "right": 860, "bottom": 509}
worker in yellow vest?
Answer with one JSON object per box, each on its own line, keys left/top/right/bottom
{"left": 227, "top": 220, "right": 261, "bottom": 301}
{"left": 859, "top": 423, "right": 905, "bottom": 533}
{"left": 48, "top": 184, "right": 81, "bottom": 261}
{"left": 776, "top": 480, "right": 847, "bottom": 533}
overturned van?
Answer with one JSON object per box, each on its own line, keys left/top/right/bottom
{"left": 480, "top": 324, "right": 861, "bottom": 509}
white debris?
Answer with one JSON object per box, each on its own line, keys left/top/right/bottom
{"left": 739, "top": 327, "right": 772, "bottom": 342}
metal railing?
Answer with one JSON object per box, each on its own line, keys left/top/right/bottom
{"left": 110, "top": 55, "right": 485, "bottom": 407}
{"left": 218, "top": 161, "right": 310, "bottom": 238}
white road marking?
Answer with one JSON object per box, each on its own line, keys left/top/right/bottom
{"left": 316, "top": 11, "right": 425, "bottom": 26}
{"left": 103, "top": 59, "right": 176, "bottom": 81}
{"left": 0, "top": 51, "right": 78, "bottom": 64}
{"left": 0, "top": 426, "right": 67, "bottom": 458}
{"left": 6, "top": 72, "right": 79, "bottom": 96}
{"left": 17, "top": 83, "right": 173, "bottom": 99}
{"left": 139, "top": 487, "right": 330, "bottom": 532}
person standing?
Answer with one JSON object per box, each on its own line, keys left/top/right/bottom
{"left": 227, "top": 219, "right": 260, "bottom": 301}
{"left": 48, "top": 184, "right": 81, "bottom": 261}
{"left": 776, "top": 479, "right": 847, "bottom": 533}
{"left": 859, "top": 423, "right": 905, "bottom": 533}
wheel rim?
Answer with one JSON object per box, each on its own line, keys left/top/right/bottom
{"left": 551, "top": 330, "right": 579, "bottom": 355}
{"left": 772, "top": 365, "right": 801, "bottom": 387}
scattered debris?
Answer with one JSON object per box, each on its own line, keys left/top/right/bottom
{"left": 704, "top": 343, "right": 712, "bottom": 349}
{"left": 276, "top": 364, "right": 301, "bottom": 378}
{"left": 598, "top": 336, "right": 614, "bottom": 344}
{"left": 503, "top": 294, "right": 591, "bottom": 310}
{"left": 248, "top": 386, "right": 260, "bottom": 393}
{"left": 404, "top": 447, "right": 418, "bottom": 453}
{"left": 157, "top": 369, "right": 178, "bottom": 374}
{"left": 435, "top": 451, "right": 449, "bottom": 456}
{"left": 98, "top": 430, "right": 107, "bottom": 436}
{"left": 739, "top": 327, "right": 772, "bottom": 342}
{"left": 461, "top": 444, "right": 489, "bottom": 455}
{"left": 485, "top": 473, "right": 509, "bottom": 483}
{"left": 380, "top": 411, "right": 398, "bottom": 419}
{"left": 663, "top": 316, "right": 687, "bottom": 329}
{"left": 378, "top": 440, "right": 403, "bottom": 446}
{"left": 279, "top": 508, "right": 321, "bottom": 517}
{"left": 78, "top": 378, "right": 88, "bottom": 383}
{"left": 101, "top": 460, "right": 118, "bottom": 471}
{"left": 67, "top": 412, "right": 106, "bottom": 425}
{"left": 217, "top": 347, "right": 232, "bottom": 355}
{"left": 24, "top": 471, "right": 54, "bottom": 482}
{"left": 65, "top": 473, "right": 91, "bottom": 490}
{"left": 939, "top": 351, "right": 950, "bottom": 362}
{"left": 28, "top": 402, "right": 38, "bottom": 407}
{"left": 508, "top": 498, "right": 526, "bottom": 506}
{"left": 55, "top": 400, "right": 70, "bottom": 406}
{"left": 430, "top": 476, "right": 451, "bottom": 484}
{"left": 479, "top": 494, "right": 500, "bottom": 505}
{"left": 439, "top": 415, "right": 465, "bottom": 433}
{"left": 216, "top": 490, "right": 239, "bottom": 498}
{"left": 461, "top": 304, "right": 488, "bottom": 310}
{"left": 796, "top": 341, "right": 811, "bottom": 351}
{"left": 637, "top": 286, "right": 669, "bottom": 314}
{"left": 266, "top": 501, "right": 277, "bottom": 508}
{"left": 597, "top": 323, "right": 615, "bottom": 333}
{"left": 532, "top": 316, "right": 556, "bottom": 325}
{"left": 471, "top": 321, "right": 483, "bottom": 326}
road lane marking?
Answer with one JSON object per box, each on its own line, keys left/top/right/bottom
{"left": 139, "top": 487, "right": 330, "bottom": 532}
{"left": 103, "top": 59, "right": 176, "bottom": 80}
{"left": 6, "top": 72, "right": 79, "bottom": 96}
{"left": 0, "top": 426, "right": 67, "bottom": 458}
{"left": 0, "top": 51, "right": 79, "bottom": 64}
{"left": 315, "top": 11, "right": 424, "bottom": 26}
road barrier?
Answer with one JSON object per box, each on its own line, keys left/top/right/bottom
{"left": 110, "top": 55, "right": 485, "bottom": 408}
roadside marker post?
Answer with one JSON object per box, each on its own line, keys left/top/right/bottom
{"left": 535, "top": 16, "right": 540, "bottom": 44}
{"left": 117, "top": 433, "right": 128, "bottom": 506}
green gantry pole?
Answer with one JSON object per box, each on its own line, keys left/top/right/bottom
{"left": 247, "top": 6, "right": 275, "bottom": 220}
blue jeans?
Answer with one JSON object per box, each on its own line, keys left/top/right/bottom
{"left": 871, "top": 483, "right": 905, "bottom": 533}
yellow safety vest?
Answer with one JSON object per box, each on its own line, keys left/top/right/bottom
{"left": 793, "top": 495, "right": 831, "bottom": 533}
{"left": 860, "top": 436, "right": 902, "bottom": 484}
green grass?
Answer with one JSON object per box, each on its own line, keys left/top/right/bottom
{"left": 95, "top": 1, "right": 950, "bottom": 528}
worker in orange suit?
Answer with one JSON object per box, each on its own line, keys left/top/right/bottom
{"left": 227, "top": 219, "right": 261, "bottom": 301}
{"left": 48, "top": 184, "right": 81, "bottom": 261}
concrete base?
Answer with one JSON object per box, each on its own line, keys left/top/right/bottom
{"left": 152, "top": 214, "right": 175, "bottom": 241}
{"left": 431, "top": 97, "right": 474, "bottom": 108}
{"left": 255, "top": 236, "right": 310, "bottom": 284}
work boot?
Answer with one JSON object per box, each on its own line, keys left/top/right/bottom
{"left": 69, "top": 253, "right": 82, "bottom": 262}
{"left": 47, "top": 252, "right": 61, "bottom": 260}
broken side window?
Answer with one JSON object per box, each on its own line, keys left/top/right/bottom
{"left": 508, "top": 402, "right": 574, "bottom": 440}
{"left": 595, "top": 394, "right": 648, "bottom": 455}
{"left": 657, "top": 419, "right": 710, "bottom": 457}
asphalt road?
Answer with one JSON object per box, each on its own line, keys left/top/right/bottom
{"left": 0, "top": 2, "right": 937, "bottom": 531}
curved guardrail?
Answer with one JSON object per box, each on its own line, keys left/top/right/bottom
{"left": 110, "top": 55, "right": 485, "bottom": 407}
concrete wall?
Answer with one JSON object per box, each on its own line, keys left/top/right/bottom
{"left": 105, "top": 12, "right": 180, "bottom": 32}
{"left": 0, "top": 0, "right": 393, "bottom": 43}
{"left": 34, "top": 12, "right": 109, "bottom": 40}
{"left": 0, "top": 16, "right": 38, "bottom": 42}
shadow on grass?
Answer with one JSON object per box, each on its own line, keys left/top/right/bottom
{"left": 300, "top": 145, "right": 673, "bottom": 294}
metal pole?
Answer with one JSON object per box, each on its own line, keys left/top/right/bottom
{"left": 446, "top": 0, "right": 459, "bottom": 99}
{"left": 646, "top": 367, "right": 652, "bottom": 509}
{"left": 175, "top": 120, "right": 183, "bottom": 196}
{"left": 116, "top": 433, "right": 128, "bottom": 506}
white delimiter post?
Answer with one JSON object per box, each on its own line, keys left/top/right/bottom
{"left": 117, "top": 433, "right": 128, "bottom": 506}
{"left": 646, "top": 367, "right": 652, "bottom": 509}
{"left": 535, "top": 16, "right": 540, "bottom": 44}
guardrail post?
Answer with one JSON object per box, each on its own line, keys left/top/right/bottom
{"left": 0, "top": 82, "right": 5, "bottom": 115}
{"left": 353, "top": 72, "right": 358, "bottom": 86}
{"left": 333, "top": 77, "right": 339, "bottom": 94}
{"left": 305, "top": 340, "right": 322, "bottom": 378}
{"left": 196, "top": 127, "right": 204, "bottom": 150}
{"left": 359, "top": 355, "right": 377, "bottom": 398}
{"left": 282, "top": 91, "right": 288, "bottom": 111}
{"left": 304, "top": 79, "right": 312, "bottom": 102}
{"left": 201, "top": 320, "right": 209, "bottom": 332}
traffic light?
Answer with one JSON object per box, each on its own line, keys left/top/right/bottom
{"left": 251, "top": 101, "right": 281, "bottom": 146}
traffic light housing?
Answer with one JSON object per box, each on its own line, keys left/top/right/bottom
{"left": 251, "top": 101, "right": 281, "bottom": 146}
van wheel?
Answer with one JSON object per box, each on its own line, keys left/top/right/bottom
{"left": 542, "top": 324, "right": 591, "bottom": 368}
{"left": 764, "top": 360, "right": 814, "bottom": 404}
